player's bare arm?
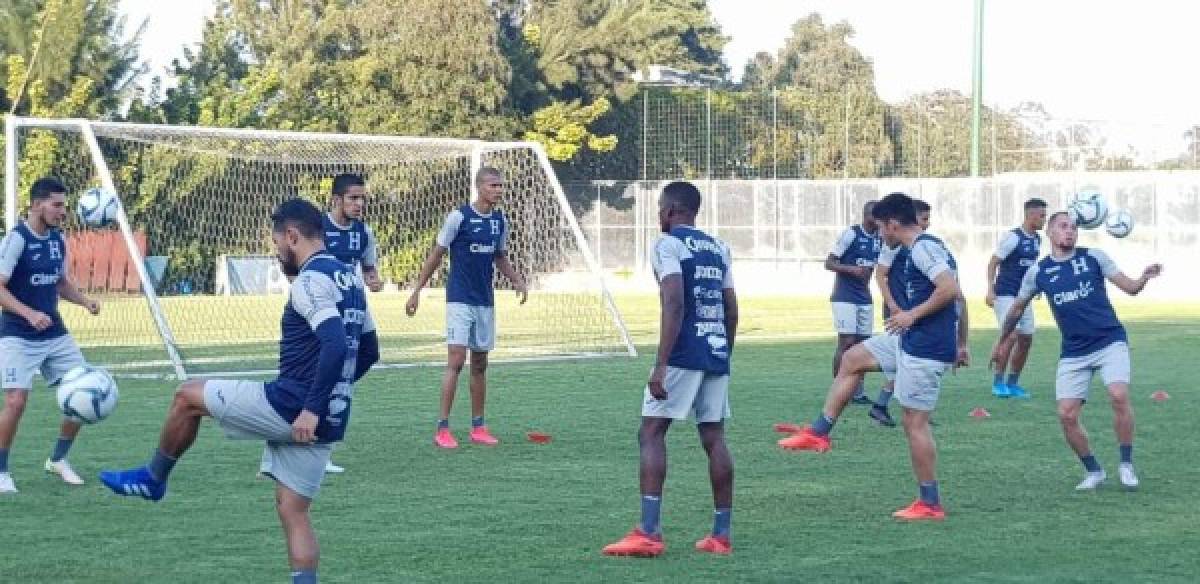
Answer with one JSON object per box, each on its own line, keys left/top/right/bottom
{"left": 985, "top": 255, "right": 1001, "bottom": 307}
{"left": 56, "top": 267, "right": 99, "bottom": 315}
{"left": 876, "top": 263, "right": 901, "bottom": 315}
{"left": 495, "top": 252, "right": 528, "bottom": 305}
{"left": 1108, "top": 264, "right": 1163, "bottom": 296}
{"left": 650, "top": 273, "right": 685, "bottom": 400}
{"left": 0, "top": 274, "right": 51, "bottom": 331}
{"left": 886, "top": 271, "right": 958, "bottom": 334}
{"left": 824, "top": 254, "right": 870, "bottom": 281}
{"left": 722, "top": 286, "right": 739, "bottom": 354}
{"left": 956, "top": 293, "right": 970, "bottom": 368}
{"left": 405, "top": 244, "right": 447, "bottom": 316}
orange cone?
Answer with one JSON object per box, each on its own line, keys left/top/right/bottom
{"left": 969, "top": 407, "right": 991, "bottom": 419}
{"left": 1150, "top": 390, "right": 1170, "bottom": 402}
{"left": 526, "top": 431, "right": 552, "bottom": 444}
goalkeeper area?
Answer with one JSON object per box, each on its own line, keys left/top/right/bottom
{"left": 1, "top": 294, "right": 1198, "bottom": 582}
{"left": 4, "top": 118, "right": 635, "bottom": 378}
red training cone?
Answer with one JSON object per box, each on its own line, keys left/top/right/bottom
{"left": 1150, "top": 390, "right": 1170, "bottom": 402}
{"left": 969, "top": 407, "right": 991, "bottom": 419}
{"left": 773, "top": 422, "right": 803, "bottom": 435}
{"left": 526, "top": 431, "right": 552, "bottom": 444}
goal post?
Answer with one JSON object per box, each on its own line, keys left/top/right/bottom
{"left": 3, "top": 116, "right": 637, "bottom": 378}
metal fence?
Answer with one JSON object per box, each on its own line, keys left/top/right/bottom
{"left": 568, "top": 171, "right": 1200, "bottom": 299}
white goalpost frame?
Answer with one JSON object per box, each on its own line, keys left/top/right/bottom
{"left": 5, "top": 116, "right": 637, "bottom": 378}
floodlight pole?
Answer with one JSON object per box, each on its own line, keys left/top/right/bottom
{"left": 970, "top": 0, "right": 985, "bottom": 177}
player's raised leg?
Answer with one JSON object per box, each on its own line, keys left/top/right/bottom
{"left": 778, "top": 340, "right": 884, "bottom": 451}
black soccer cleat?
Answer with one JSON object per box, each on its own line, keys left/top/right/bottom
{"left": 868, "top": 405, "right": 896, "bottom": 427}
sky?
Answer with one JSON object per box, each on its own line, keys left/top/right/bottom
{"left": 121, "top": 0, "right": 1198, "bottom": 141}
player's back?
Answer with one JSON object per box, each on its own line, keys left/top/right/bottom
{"left": 0, "top": 222, "right": 67, "bottom": 339}
{"left": 831, "top": 225, "right": 881, "bottom": 304}
{"left": 1029, "top": 248, "right": 1125, "bottom": 357}
{"left": 901, "top": 233, "right": 958, "bottom": 363}
{"left": 267, "top": 253, "right": 368, "bottom": 443}
{"left": 444, "top": 204, "right": 506, "bottom": 306}
{"left": 654, "top": 225, "right": 732, "bottom": 374}
{"left": 322, "top": 213, "right": 371, "bottom": 267}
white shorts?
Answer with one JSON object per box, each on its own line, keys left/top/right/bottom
{"left": 1055, "top": 342, "right": 1131, "bottom": 401}
{"left": 0, "top": 335, "right": 86, "bottom": 390}
{"left": 894, "top": 351, "right": 951, "bottom": 412}
{"left": 832, "top": 302, "right": 873, "bottom": 336}
{"left": 446, "top": 303, "right": 495, "bottom": 352}
{"left": 203, "top": 380, "right": 333, "bottom": 499}
{"left": 993, "top": 295, "right": 1035, "bottom": 336}
{"left": 861, "top": 333, "right": 899, "bottom": 382}
{"left": 641, "top": 367, "right": 731, "bottom": 423}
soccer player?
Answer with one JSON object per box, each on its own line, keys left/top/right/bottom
{"left": 868, "top": 199, "right": 931, "bottom": 427}
{"left": 602, "top": 180, "right": 738, "bottom": 557}
{"left": 992, "top": 211, "right": 1160, "bottom": 490}
{"left": 779, "top": 192, "right": 968, "bottom": 521}
{"left": 406, "top": 167, "right": 528, "bottom": 449}
{"left": 986, "top": 198, "right": 1048, "bottom": 399}
{"left": 825, "top": 201, "right": 881, "bottom": 405}
{"left": 99, "top": 199, "right": 379, "bottom": 584}
{"left": 322, "top": 172, "right": 382, "bottom": 473}
{"left": 0, "top": 177, "right": 102, "bottom": 493}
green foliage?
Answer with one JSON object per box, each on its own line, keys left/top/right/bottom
{"left": 524, "top": 97, "right": 618, "bottom": 162}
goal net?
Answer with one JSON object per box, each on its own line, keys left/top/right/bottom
{"left": 3, "top": 117, "right": 635, "bottom": 378}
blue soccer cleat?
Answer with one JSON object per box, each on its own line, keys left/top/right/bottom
{"left": 991, "top": 382, "right": 1011, "bottom": 398}
{"left": 99, "top": 466, "right": 167, "bottom": 501}
{"left": 1007, "top": 385, "right": 1031, "bottom": 400}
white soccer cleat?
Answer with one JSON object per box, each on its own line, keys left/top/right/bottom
{"left": 1075, "top": 470, "right": 1107, "bottom": 491}
{"left": 325, "top": 460, "right": 345, "bottom": 474}
{"left": 1118, "top": 463, "right": 1139, "bottom": 490}
{"left": 0, "top": 472, "right": 17, "bottom": 494}
{"left": 44, "top": 458, "right": 85, "bottom": 486}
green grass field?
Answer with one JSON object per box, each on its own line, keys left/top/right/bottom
{"left": 2, "top": 295, "right": 1199, "bottom": 583}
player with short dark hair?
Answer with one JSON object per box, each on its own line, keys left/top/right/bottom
{"left": 825, "top": 201, "right": 882, "bottom": 405}
{"left": 0, "top": 177, "right": 102, "bottom": 494}
{"left": 99, "top": 198, "right": 379, "bottom": 584}
{"left": 993, "top": 211, "right": 1160, "bottom": 491}
{"left": 602, "top": 180, "right": 738, "bottom": 557}
{"left": 986, "top": 197, "right": 1048, "bottom": 399}
{"left": 406, "top": 167, "right": 528, "bottom": 448}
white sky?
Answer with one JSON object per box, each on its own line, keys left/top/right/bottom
{"left": 122, "top": 0, "right": 1199, "bottom": 139}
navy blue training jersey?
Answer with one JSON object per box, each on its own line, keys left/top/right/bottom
{"left": 651, "top": 226, "right": 734, "bottom": 374}
{"left": 900, "top": 234, "right": 959, "bottom": 364}
{"left": 265, "top": 254, "right": 370, "bottom": 443}
{"left": 322, "top": 213, "right": 377, "bottom": 268}
{"left": 829, "top": 225, "right": 881, "bottom": 305}
{"left": 993, "top": 228, "right": 1040, "bottom": 297}
{"left": 437, "top": 204, "right": 508, "bottom": 306}
{"left": 878, "top": 243, "right": 910, "bottom": 320}
{"left": 0, "top": 222, "right": 68, "bottom": 340}
{"left": 1019, "top": 248, "right": 1126, "bottom": 358}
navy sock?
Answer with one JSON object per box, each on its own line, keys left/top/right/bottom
{"left": 853, "top": 380, "right": 865, "bottom": 398}
{"left": 1119, "top": 444, "right": 1133, "bottom": 464}
{"left": 1006, "top": 372, "right": 1021, "bottom": 386}
{"left": 993, "top": 373, "right": 1004, "bottom": 385}
{"left": 876, "top": 389, "right": 893, "bottom": 407}
{"left": 712, "top": 508, "right": 732, "bottom": 537}
{"left": 810, "top": 414, "right": 835, "bottom": 436}
{"left": 640, "top": 494, "right": 662, "bottom": 535}
{"left": 1080, "top": 454, "right": 1102, "bottom": 473}
{"left": 291, "top": 569, "right": 317, "bottom": 584}
{"left": 148, "top": 449, "right": 177, "bottom": 483}
{"left": 50, "top": 437, "right": 74, "bottom": 462}
{"left": 471, "top": 416, "right": 484, "bottom": 428}
{"left": 437, "top": 419, "right": 449, "bottom": 429}
{"left": 919, "top": 481, "right": 940, "bottom": 506}
{"left": 0, "top": 448, "right": 8, "bottom": 473}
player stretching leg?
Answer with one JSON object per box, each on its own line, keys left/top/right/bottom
{"left": 992, "top": 211, "right": 1160, "bottom": 490}
{"left": 0, "top": 178, "right": 101, "bottom": 493}
{"left": 321, "top": 173, "right": 383, "bottom": 473}
{"left": 603, "top": 181, "right": 738, "bottom": 557}
{"left": 986, "top": 198, "right": 1047, "bottom": 399}
{"left": 780, "top": 193, "right": 968, "bottom": 520}
{"left": 407, "top": 167, "right": 527, "bottom": 448}
{"left": 869, "top": 199, "right": 930, "bottom": 427}
{"left": 825, "top": 201, "right": 881, "bottom": 405}
{"left": 100, "top": 199, "right": 379, "bottom": 584}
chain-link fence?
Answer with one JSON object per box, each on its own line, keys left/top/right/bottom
{"left": 569, "top": 171, "right": 1200, "bottom": 299}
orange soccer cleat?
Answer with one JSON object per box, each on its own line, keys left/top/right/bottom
{"left": 777, "top": 427, "right": 831, "bottom": 452}
{"left": 433, "top": 427, "right": 459, "bottom": 449}
{"left": 694, "top": 534, "right": 732, "bottom": 555}
{"left": 602, "top": 528, "right": 665, "bottom": 557}
{"left": 891, "top": 499, "right": 945, "bottom": 521}
{"left": 469, "top": 426, "right": 499, "bottom": 446}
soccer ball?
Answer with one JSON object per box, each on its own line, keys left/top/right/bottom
{"left": 1105, "top": 208, "right": 1134, "bottom": 238}
{"left": 1068, "top": 191, "right": 1108, "bottom": 229}
{"left": 76, "top": 187, "right": 120, "bottom": 227}
{"left": 55, "top": 366, "right": 119, "bottom": 424}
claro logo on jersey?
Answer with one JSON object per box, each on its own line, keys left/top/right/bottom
{"left": 682, "top": 236, "right": 722, "bottom": 255}
{"left": 1052, "top": 280, "right": 1094, "bottom": 306}
{"left": 469, "top": 243, "right": 496, "bottom": 254}
{"left": 30, "top": 270, "right": 61, "bottom": 286}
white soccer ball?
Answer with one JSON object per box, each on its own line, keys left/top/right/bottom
{"left": 1068, "top": 191, "right": 1108, "bottom": 230}
{"left": 76, "top": 187, "right": 120, "bottom": 227}
{"left": 1105, "top": 208, "right": 1134, "bottom": 238}
{"left": 55, "top": 366, "right": 119, "bottom": 424}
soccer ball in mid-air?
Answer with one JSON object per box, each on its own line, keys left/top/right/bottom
{"left": 1068, "top": 191, "right": 1108, "bottom": 229}
{"left": 1105, "top": 208, "right": 1134, "bottom": 238}
{"left": 55, "top": 366, "right": 119, "bottom": 424}
{"left": 76, "top": 187, "right": 120, "bottom": 227}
